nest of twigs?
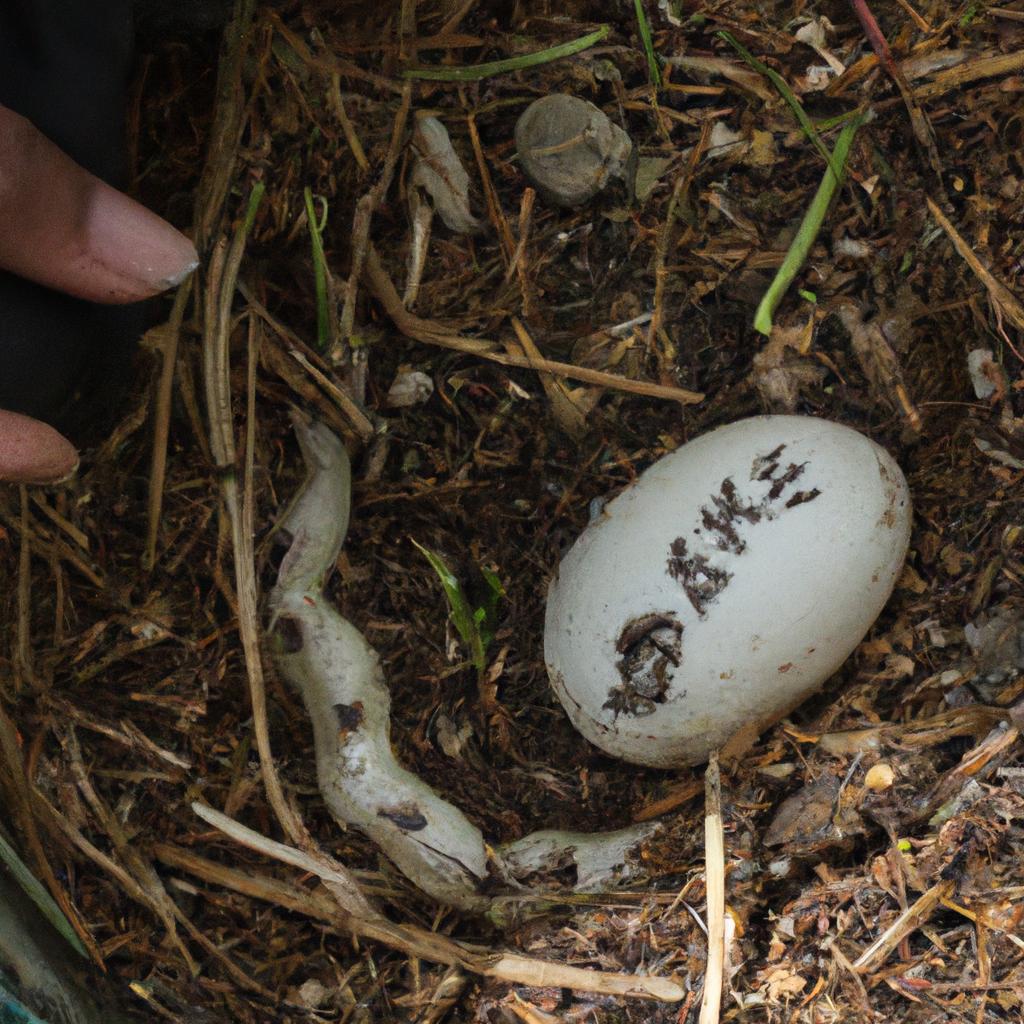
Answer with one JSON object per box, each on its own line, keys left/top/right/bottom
{"left": 2, "top": 1, "right": 1024, "bottom": 1020}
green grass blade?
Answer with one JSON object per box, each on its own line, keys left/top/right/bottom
{"left": 633, "top": 1, "right": 662, "bottom": 88}
{"left": 717, "top": 30, "right": 840, "bottom": 181}
{"left": 0, "top": 832, "right": 87, "bottom": 958}
{"left": 814, "top": 106, "right": 868, "bottom": 132}
{"left": 303, "top": 187, "right": 331, "bottom": 352}
{"left": 240, "top": 180, "right": 266, "bottom": 235}
{"left": 753, "top": 114, "right": 866, "bottom": 335}
{"left": 477, "top": 566, "right": 505, "bottom": 650}
{"left": 411, "top": 540, "right": 485, "bottom": 673}
{"left": 404, "top": 25, "right": 609, "bottom": 81}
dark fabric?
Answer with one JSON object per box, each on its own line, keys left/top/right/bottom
{"left": 0, "top": 1, "right": 143, "bottom": 428}
{"left": 0, "top": 0, "right": 134, "bottom": 183}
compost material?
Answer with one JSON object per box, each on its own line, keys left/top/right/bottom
{"left": 2, "top": 2, "right": 1023, "bottom": 1021}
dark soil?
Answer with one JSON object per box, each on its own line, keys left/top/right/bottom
{"left": 2, "top": 1, "right": 1024, "bottom": 1021}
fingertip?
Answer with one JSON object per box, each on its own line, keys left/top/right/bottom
{"left": 0, "top": 410, "right": 79, "bottom": 485}
{"left": 0, "top": 106, "right": 199, "bottom": 303}
{"left": 81, "top": 184, "right": 200, "bottom": 301}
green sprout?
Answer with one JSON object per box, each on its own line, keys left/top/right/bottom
{"left": 412, "top": 540, "right": 505, "bottom": 678}
{"left": 718, "top": 30, "right": 839, "bottom": 180}
{"left": 303, "top": 186, "right": 331, "bottom": 352}
{"left": 0, "top": 830, "right": 87, "bottom": 958}
{"left": 404, "top": 25, "right": 609, "bottom": 82}
{"left": 633, "top": 0, "right": 662, "bottom": 89}
{"left": 753, "top": 114, "right": 866, "bottom": 335}
{"left": 959, "top": 1, "right": 982, "bottom": 27}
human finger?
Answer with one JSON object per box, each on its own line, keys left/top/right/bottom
{"left": 0, "top": 105, "right": 197, "bottom": 304}
{"left": 0, "top": 409, "right": 78, "bottom": 484}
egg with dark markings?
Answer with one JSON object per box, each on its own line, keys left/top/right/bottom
{"left": 545, "top": 416, "right": 912, "bottom": 767}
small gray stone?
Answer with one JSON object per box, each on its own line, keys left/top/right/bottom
{"left": 515, "top": 94, "right": 634, "bottom": 207}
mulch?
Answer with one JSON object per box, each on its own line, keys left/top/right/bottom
{"left": 2, "top": 1, "right": 1023, "bottom": 1020}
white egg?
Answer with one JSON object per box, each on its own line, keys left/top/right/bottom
{"left": 544, "top": 415, "right": 911, "bottom": 768}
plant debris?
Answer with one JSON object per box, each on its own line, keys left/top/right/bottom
{"left": 410, "top": 115, "right": 483, "bottom": 235}
{"left": 2, "top": 0, "right": 1024, "bottom": 1021}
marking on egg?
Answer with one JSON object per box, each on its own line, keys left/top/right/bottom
{"left": 667, "top": 540, "right": 731, "bottom": 616}
{"left": 604, "top": 614, "right": 684, "bottom": 719}
{"left": 665, "top": 444, "right": 824, "bottom": 616}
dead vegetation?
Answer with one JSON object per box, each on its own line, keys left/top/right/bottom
{"left": 2, "top": 0, "right": 1024, "bottom": 1020}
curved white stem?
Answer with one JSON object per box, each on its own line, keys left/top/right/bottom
{"left": 501, "top": 824, "right": 656, "bottom": 892}
{"left": 269, "top": 413, "right": 656, "bottom": 911}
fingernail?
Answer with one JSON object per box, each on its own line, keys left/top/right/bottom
{"left": 83, "top": 181, "right": 198, "bottom": 301}
{"left": 0, "top": 411, "right": 79, "bottom": 484}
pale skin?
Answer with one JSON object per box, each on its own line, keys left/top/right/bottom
{"left": 0, "top": 103, "right": 198, "bottom": 484}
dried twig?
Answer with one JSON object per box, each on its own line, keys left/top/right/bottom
{"left": 506, "top": 185, "right": 535, "bottom": 293}
{"left": 508, "top": 993, "right": 565, "bottom": 1023}
{"left": 176, "top": 808, "right": 685, "bottom": 1002}
{"left": 893, "top": 0, "right": 931, "bottom": 32}
{"left": 193, "top": 0, "right": 258, "bottom": 254}
{"left": 289, "top": 350, "right": 376, "bottom": 441}
{"left": 0, "top": 706, "right": 101, "bottom": 963}
{"left": 337, "top": 81, "right": 412, "bottom": 368}
{"left": 848, "top": 0, "right": 944, "bottom": 183}
{"left": 648, "top": 120, "right": 710, "bottom": 379}
{"left": 913, "top": 49, "right": 1024, "bottom": 99}
{"left": 365, "top": 246, "right": 704, "bottom": 404}
{"left": 144, "top": 282, "right": 191, "bottom": 570}
{"left": 698, "top": 753, "right": 725, "bottom": 1024}
{"left": 146, "top": 0, "right": 254, "bottom": 569}
{"left": 853, "top": 880, "right": 953, "bottom": 973}
{"left": 925, "top": 196, "right": 1024, "bottom": 345}
{"left": 0, "top": 506, "right": 103, "bottom": 587}
{"left": 202, "top": 185, "right": 307, "bottom": 846}
{"left": 634, "top": 777, "right": 703, "bottom": 822}
{"left": 922, "top": 721, "right": 1022, "bottom": 824}
{"left": 509, "top": 318, "right": 588, "bottom": 438}
{"left": 37, "top": 779, "right": 269, "bottom": 996}
{"left": 192, "top": 802, "right": 371, "bottom": 916}
{"left": 29, "top": 494, "right": 88, "bottom": 552}
{"left": 941, "top": 893, "right": 1024, "bottom": 954}
{"left": 328, "top": 72, "right": 369, "bottom": 171}
{"left": 466, "top": 110, "right": 515, "bottom": 263}
{"left": 16, "top": 486, "right": 32, "bottom": 688}
{"left": 236, "top": 280, "right": 375, "bottom": 441}
{"left": 63, "top": 727, "right": 195, "bottom": 972}
{"left": 665, "top": 55, "right": 774, "bottom": 101}
{"left": 829, "top": 941, "right": 873, "bottom": 1015}
{"left": 266, "top": 10, "right": 404, "bottom": 94}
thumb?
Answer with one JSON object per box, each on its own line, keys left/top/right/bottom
{"left": 0, "top": 410, "right": 78, "bottom": 484}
